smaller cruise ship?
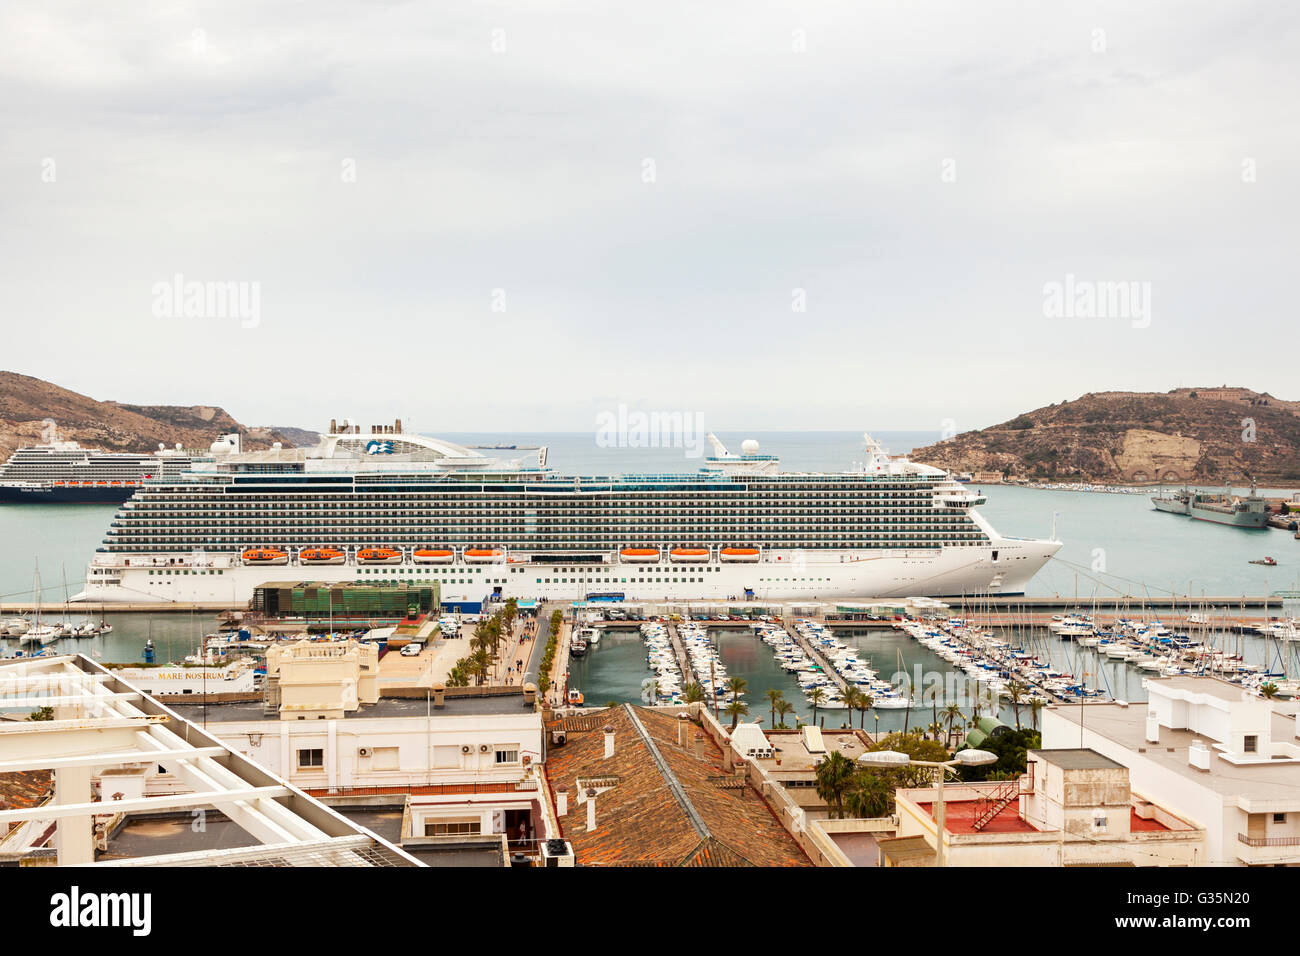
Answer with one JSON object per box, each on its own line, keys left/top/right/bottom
{"left": 0, "top": 432, "right": 237, "bottom": 503}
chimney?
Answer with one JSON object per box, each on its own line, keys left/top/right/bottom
{"left": 693, "top": 732, "right": 705, "bottom": 759}
{"left": 586, "top": 788, "right": 598, "bottom": 832}
{"left": 603, "top": 724, "right": 615, "bottom": 759}
{"left": 677, "top": 712, "right": 690, "bottom": 745}
{"left": 1145, "top": 710, "right": 1160, "bottom": 744}
{"left": 432, "top": 683, "right": 446, "bottom": 709}
{"left": 555, "top": 786, "right": 568, "bottom": 817}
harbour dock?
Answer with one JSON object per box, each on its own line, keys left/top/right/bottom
{"left": 665, "top": 622, "right": 694, "bottom": 683}
{"left": 783, "top": 621, "right": 848, "bottom": 695}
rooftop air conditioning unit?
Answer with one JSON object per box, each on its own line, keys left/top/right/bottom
{"left": 479, "top": 744, "right": 491, "bottom": 754}
{"left": 461, "top": 745, "right": 472, "bottom": 755}
{"left": 1189, "top": 739, "right": 1212, "bottom": 771}
{"left": 540, "top": 839, "right": 575, "bottom": 868}
{"left": 358, "top": 747, "right": 372, "bottom": 758}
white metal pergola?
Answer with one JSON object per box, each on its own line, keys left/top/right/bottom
{"left": 0, "top": 654, "right": 421, "bottom": 866}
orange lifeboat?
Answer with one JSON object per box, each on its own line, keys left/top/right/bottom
{"left": 463, "top": 548, "right": 504, "bottom": 564}
{"left": 300, "top": 547, "right": 345, "bottom": 565}
{"left": 242, "top": 548, "right": 289, "bottom": 565}
{"left": 669, "top": 548, "right": 711, "bottom": 564}
{"left": 413, "top": 548, "right": 455, "bottom": 565}
{"left": 357, "top": 547, "right": 403, "bottom": 565}
{"left": 720, "top": 547, "right": 760, "bottom": 563}
{"left": 620, "top": 547, "right": 660, "bottom": 564}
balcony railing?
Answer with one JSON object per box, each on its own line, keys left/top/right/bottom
{"left": 1237, "top": 832, "right": 1300, "bottom": 847}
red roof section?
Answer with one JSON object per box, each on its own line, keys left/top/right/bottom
{"left": 1129, "top": 808, "right": 1171, "bottom": 832}
{"left": 915, "top": 799, "right": 1040, "bottom": 835}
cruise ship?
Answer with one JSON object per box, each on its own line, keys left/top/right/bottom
{"left": 74, "top": 420, "right": 1061, "bottom": 607}
{"left": 0, "top": 434, "right": 236, "bottom": 503}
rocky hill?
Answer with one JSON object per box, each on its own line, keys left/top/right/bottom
{"left": 0, "top": 371, "right": 300, "bottom": 461}
{"left": 913, "top": 388, "right": 1300, "bottom": 484}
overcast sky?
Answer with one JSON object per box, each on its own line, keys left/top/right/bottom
{"left": 2, "top": 1, "right": 1296, "bottom": 435}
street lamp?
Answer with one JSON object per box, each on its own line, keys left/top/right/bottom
{"left": 858, "top": 747, "right": 997, "bottom": 867}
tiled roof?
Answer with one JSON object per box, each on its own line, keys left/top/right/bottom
{"left": 0, "top": 770, "right": 53, "bottom": 811}
{"left": 545, "top": 705, "right": 809, "bottom": 867}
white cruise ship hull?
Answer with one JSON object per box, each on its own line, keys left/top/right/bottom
{"left": 75, "top": 537, "right": 1059, "bottom": 607}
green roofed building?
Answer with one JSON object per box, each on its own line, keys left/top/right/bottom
{"left": 965, "top": 715, "right": 1012, "bottom": 749}
{"left": 251, "top": 581, "right": 440, "bottom": 620}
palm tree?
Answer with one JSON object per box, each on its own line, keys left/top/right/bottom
{"left": 1006, "top": 679, "right": 1028, "bottom": 730}
{"left": 842, "top": 686, "right": 862, "bottom": 726}
{"left": 725, "top": 676, "right": 748, "bottom": 705}
{"left": 856, "top": 694, "right": 873, "bottom": 730}
{"left": 943, "top": 704, "right": 963, "bottom": 748}
{"left": 683, "top": 682, "right": 706, "bottom": 704}
{"left": 844, "top": 771, "right": 893, "bottom": 818}
{"left": 765, "top": 688, "right": 786, "bottom": 728}
{"left": 775, "top": 700, "right": 794, "bottom": 729}
{"left": 1029, "top": 698, "right": 1044, "bottom": 732}
{"left": 1260, "top": 682, "right": 1280, "bottom": 699}
{"left": 807, "top": 686, "right": 826, "bottom": 725}
{"left": 725, "top": 698, "right": 749, "bottom": 731}
{"left": 813, "top": 750, "right": 856, "bottom": 819}
{"left": 470, "top": 647, "right": 492, "bottom": 685}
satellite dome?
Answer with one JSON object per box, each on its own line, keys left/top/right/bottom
{"left": 741, "top": 439, "right": 759, "bottom": 455}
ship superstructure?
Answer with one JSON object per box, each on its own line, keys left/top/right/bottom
{"left": 75, "top": 421, "right": 1061, "bottom": 607}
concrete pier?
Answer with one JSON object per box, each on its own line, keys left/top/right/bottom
{"left": 783, "top": 622, "right": 848, "bottom": 695}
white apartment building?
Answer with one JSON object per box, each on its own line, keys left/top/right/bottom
{"left": 170, "top": 697, "right": 544, "bottom": 792}
{"left": 1043, "top": 675, "right": 1300, "bottom": 866}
